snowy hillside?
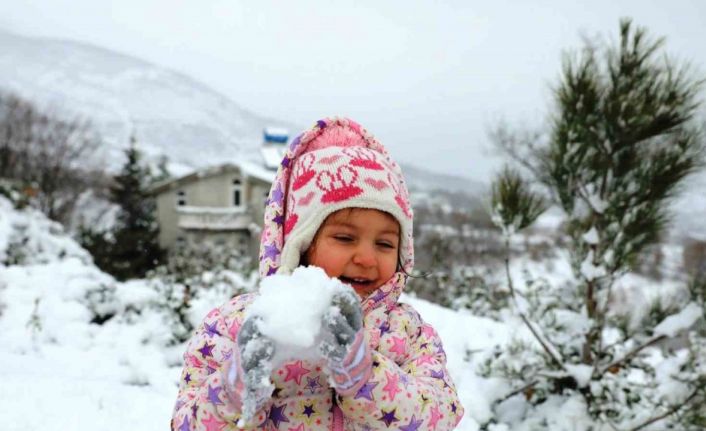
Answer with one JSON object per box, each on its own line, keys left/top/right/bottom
{"left": 0, "top": 30, "right": 294, "bottom": 174}
{"left": 0, "top": 30, "right": 484, "bottom": 198}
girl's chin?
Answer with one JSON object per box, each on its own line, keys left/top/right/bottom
{"left": 349, "top": 283, "right": 377, "bottom": 299}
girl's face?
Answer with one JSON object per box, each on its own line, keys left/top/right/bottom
{"left": 305, "top": 208, "right": 400, "bottom": 298}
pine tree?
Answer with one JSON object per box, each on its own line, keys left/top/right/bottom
{"left": 109, "top": 136, "right": 163, "bottom": 280}
{"left": 82, "top": 135, "right": 163, "bottom": 280}
{"left": 485, "top": 19, "right": 706, "bottom": 429}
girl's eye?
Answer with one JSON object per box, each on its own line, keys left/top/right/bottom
{"left": 377, "top": 241, "right": 396, "bottom": 249}
{"left": 333, "top": 235, "right": 353, "bottom": 243}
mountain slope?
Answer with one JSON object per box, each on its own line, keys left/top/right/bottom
{"left": 0, "top": 30, "right": 294, "bottom": 173}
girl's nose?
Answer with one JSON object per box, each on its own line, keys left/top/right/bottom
{"left": 352, "top": 245, "right": 376, "bottom": 267}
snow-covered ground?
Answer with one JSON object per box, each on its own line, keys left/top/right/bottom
{"left": 2, "top": 195, "right": 699, "bottom": 431}
{"left": 0, "top": 196, "right": 522, "bottom": 430}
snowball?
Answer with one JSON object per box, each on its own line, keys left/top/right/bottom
{"left": 653, "top": 302, "right": 703, "bottom": 338}
{"left": 247, "top": 266, "right": 347, "bottom": 365}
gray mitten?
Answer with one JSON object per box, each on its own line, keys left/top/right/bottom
{"left": 236, "top": 316, "right": 276, "bottom": 421}
{"left": 320, "top": 286, "right": 364, "bottom": 363}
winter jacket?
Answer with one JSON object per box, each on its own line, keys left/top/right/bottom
{"left": 171, "top": 118, "right": 464, "bottom": 430}
{"left": 172, "top": 280, "right": 463, "bottom": 430}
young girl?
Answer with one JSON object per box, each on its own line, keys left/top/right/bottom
{"left": 172, "top": 117, "right": 464, "bottom": 430}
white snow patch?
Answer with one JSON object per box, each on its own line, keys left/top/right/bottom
{"left": 582, "top": 226, "right": 599, "bottom": 245}
{"left": 580, "top": 250, "right": 607, "bottom": 281}
{"left": 586, "top": 193, "right": 608, "bottom": 214}
{"left": 565, "top": 363, "right": 593, "bottom": 387}
{"left": 653, "top": 302, "right": 703, "bottom": 338}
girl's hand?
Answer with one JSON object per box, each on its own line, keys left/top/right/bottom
{"left": 320, "top": 287, "right": 363, "bottom": 363}
{"left": 234, "top": 316, "right": 276, "bottom": 421}
{"left": 319, "top": 286, "right": 372, "bottom": 396}
{"left": 237, "top": 316, "right": 276, "bottom": 375}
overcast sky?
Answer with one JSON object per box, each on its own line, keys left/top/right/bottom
{"left": 1, "top": 0, "right": 705, "bottom": 181}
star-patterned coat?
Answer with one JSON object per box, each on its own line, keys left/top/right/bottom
{"left": 172, "top": 286, "right": 463, "bottom": 431}
{"left": 171, "top": 117, "right": 464, "bottom": 430}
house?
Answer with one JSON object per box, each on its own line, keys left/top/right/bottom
{"left": 149, "top": 128, "right": 288, "bottom": 259}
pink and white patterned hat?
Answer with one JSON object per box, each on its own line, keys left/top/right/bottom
{"left": 259, "top": 117, "right": 414, "bottom": 280}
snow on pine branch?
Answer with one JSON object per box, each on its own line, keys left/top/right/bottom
{"left": 653, "top": 302, "right": 703, "bottom": 338}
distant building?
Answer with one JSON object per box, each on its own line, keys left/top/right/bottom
{"left": 149, "top": 128, "right": 288, "bottom": 259}
{"left": 261, "top": 127, "right": 289, "bottom": 169}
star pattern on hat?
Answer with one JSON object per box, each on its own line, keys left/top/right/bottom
{"left": 263, "top": 243, "right": 279, "bottom": 261}
{"left": 271, "top": 183, "right": 284, "bottom": 205}
{"left": 272, "top": 213, "right": 285, "bottom": 225}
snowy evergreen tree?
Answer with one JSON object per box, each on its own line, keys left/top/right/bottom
{"left": 82, "top": 136, "right": 163, "bottom": 280}
{"left": 484, "top": 19, "right": 706, "bottom": 430}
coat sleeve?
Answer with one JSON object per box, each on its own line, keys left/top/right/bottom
{"left": 336, "top": 303, "right": 464, "bottom": 430}
{"left": 171, "top": 294, "right": 271, "bottom": 431}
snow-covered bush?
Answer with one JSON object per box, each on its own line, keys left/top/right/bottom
{"left": 83, "top": 282, "right": 119, "bottom": 324}
{"left": 138, "top": 242, "right": 257, "bottom": 345}
{"left": 0, "top": 196, "right": 91, "bottom": 266}
{"left": 0, "top": 179, "right": 32, "bottom": 210}
{"left": 408, "top": 204, "right": 508, "bottom": 312}
{"left": 409, "top": 266, "right": 509, "bottom": 318}
{"left": 2, "top": 223, "right": 30, "bottom": 265}
{"left": 482, "top": 20, "right": 706, "bottom": 430}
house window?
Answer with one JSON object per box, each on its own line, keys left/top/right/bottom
{"left": 177, "top": 190, "right": 186, "bottom": 206}
{"left": 232, "top": 179, "right": 242, "bottom": 208}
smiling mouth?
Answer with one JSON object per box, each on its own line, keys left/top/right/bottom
{"left": 339, "top": 276, "right": 374, "bottom": 287}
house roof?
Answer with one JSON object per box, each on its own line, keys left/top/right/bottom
{"left": 264, "top": 127, "right": 289, "bottom": 143}
{"left": 261, "top": 144, "right": 287, "bottom": 170}
{"left": 148, "top": 161, "right": 275, "bottom": 195}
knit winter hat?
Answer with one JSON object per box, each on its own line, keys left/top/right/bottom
{"left": 259, "top": 117, "right": 414, "bottom": 299}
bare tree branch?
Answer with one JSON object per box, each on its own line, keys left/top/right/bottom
{"left": 597, "top": 334, "right": 667, "bottom": 377}
{"left": 0, "top": 91, "right": 102, "bottom": 224}
{"left": 504, "top": 236, "right": 567, "bottom": 371}
{"left": 628, "top": 388, "right": 700, "bottom": 431}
